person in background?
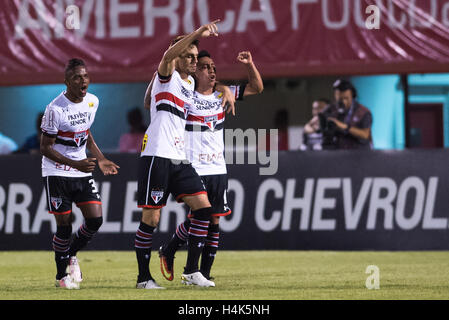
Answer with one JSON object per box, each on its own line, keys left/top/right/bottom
{"left": 301, "top": 98, "right": 330, "bottom": 151}
{"left": 15, "top": 112, "right": 44, "bottom": 154}
{"left": 0, "top": 132, "right": 18, "bottom": 154}
{"left": 118, "top": 107, "right": 147, "bottom": 153}
{"left": 321, "top": 79, "right": 373, "bottom": 150}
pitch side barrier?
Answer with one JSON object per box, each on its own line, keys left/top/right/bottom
{"left": 1, "top": 150, "right": 449, "bottom": 250}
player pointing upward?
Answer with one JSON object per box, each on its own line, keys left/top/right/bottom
{"left": 159, "top": 50, "right": 263, "bottom": 283}
{"left": 135, "top": 20, "right": 234, "bottom": 289}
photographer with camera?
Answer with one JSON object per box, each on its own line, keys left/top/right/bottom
{"left": 319, "top": 79, "right": 373, "bottom": 150}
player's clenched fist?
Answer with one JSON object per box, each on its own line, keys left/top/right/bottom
{"left": 237, "top": 51, "right": 253, "bottom": 65}
{"left": 75, "top": 157, "right": 97, "bottom": 173}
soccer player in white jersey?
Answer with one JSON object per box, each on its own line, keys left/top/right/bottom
{"left": 158, "top": 50, "right": 263, "bottom": 283}
{"left": 135, "top": 20, "right": 236, "bottom": 289}
{"left": 40, "top": 58, "right": 120, "bottom": 289}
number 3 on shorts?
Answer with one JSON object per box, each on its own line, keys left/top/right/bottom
{"left": 89, "top": 179, "right": 99, "bottom": 194}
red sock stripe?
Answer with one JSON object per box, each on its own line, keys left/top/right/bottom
{"left": 134, "top": 239, "right": 152, "bottom": 249}
{"left": 205, "top": 240, "right": 219, "bottom": 247}
{"left": 53, "top": 235, "right": 70, "bottom": 245}
{"left": 78, "top": 224, "right": 94, "bottom": 238}
{"left": 208, "top": 232, "right": 219, "bottom": 239}
{"left": 52, "top": 236, "right": 70, "bottom": 252}
{"left": 189, "top": 227, "right": 209, "bottom": 237}
{"left": 191, "top": 219, "right": 210, "bottom": 228}
{"left": 176, "top": 223, "right": 189, "bottom": 241}
{"left": 136, "top": 229, "right": 152, "bottom": 240}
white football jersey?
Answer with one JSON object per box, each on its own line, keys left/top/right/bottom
{"left": 41, "top": 91, "right": 99, "bottom": 177}
{"left": 141, "top": 70, "right": 195, "bottom": 160}
{"left": 185, "top": 85, "right": 244, "bottom": 176}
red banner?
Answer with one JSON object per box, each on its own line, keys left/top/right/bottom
{"left": 1, "top": 0, "right": 449, "bottom": 85}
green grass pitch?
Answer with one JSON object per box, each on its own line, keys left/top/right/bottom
{"left": 1, "top": 251, "right": 448, "bottom": 300}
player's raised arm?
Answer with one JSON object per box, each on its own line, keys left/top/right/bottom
{"left": 158, "top": 20, "right": 220, "bottom": 77}
{"left": 237, "top": 51, "right": 264, "bottom": 96}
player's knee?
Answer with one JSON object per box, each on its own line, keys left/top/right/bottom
{"left": 192, "top": 207, "right": 213, "bottom": 221}
{"left": 85, "top": 216, "right": 103, "bottom": 232}
{"left": 142, "top": 208, "right": 161, "bottom": 227}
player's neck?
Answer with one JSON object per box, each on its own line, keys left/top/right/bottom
{"left": 178, "top": 71, "right": 190, "bottom": 81}
{"left": 64, "top": 91, "right": 83, "bottom": 103}
{"left": 196, "top": 85, "right": 213, "bottom": 95}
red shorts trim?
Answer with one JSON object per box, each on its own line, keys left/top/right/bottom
{"left": 176, "top": 191, "right": 208, "bottom": 203}
{"left": 76, "top": 201, "right": 102, "bottom": 207}
{"left": 187, "top": 209, "right": 232, "bottom": 219}
{"left": 49, "top": 210, "right": 72, "bottom": 215}
{"left": 138, "top": 205, "right": 165, "bottom": 209}
{"left": 212, "top": 210, "right": 232, "bottom": 217}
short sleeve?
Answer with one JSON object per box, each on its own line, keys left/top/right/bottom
{"left": 41, "top": 106, "right": 61, "bottom": 137}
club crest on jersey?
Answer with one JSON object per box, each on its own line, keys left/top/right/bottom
{"left": 151, "top": 190, "right": 164, "bottom": 204}
{"left": 74, "top": 131, "right": 87, "bottom": 147}
{"left": 51, "top": 197, "right": 62, "bottom": 210}
{"left": 204, "top": 115, "right": 218, "bottom": 131}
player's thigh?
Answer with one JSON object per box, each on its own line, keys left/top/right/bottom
{"left": 74, "top": 177, "right": 102, "bottom": 219}
{"left": 183, "top": 193, "right": 211, "bottom": 211}
{"left": 54, "top": 212, "right": 72, "bottom": 226}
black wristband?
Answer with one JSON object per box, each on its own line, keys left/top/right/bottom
{"left": 344, "top": 125, "right": 351, "bottom": 135}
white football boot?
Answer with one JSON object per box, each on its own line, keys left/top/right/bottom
{"left": 136, "top": 279, "right": 165, "bottom": 289}
{"left": 55, "top": 275, "right": 80, "bottom": 289}
{"left": 181, "top": 272, "right": 215, "bottom": 287}
{"left": 68, "top": 256, "right": 83, "bottom": 283}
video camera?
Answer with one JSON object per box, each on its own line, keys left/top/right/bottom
{"left": 318, "top": 101, "right": 346, "bottom": 149}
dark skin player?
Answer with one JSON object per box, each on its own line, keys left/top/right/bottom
{"left": 40, "top": 64, "right": 120, "bottom": 225}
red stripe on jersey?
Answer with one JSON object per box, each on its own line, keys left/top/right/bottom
{"left": 57, "top": 129, "right": 90, "bottom": 138}
{"left": 155, "top": 92, "right": 186, "bottom": 109}
{"left": 186, "top": 112, "right": 225, "bottom": 123}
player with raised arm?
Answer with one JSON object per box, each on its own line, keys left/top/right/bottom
{"left": 135, "top": 20, "right": 235, "bottom": 289}
{"left": 158, "top": 50, "right": 263, "bottom": 283}
{"left": 40, "top": 58, "right": 120, "bottom": 289}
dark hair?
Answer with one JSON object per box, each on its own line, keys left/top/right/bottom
{"left": 65, "top": 58, "right": 86, "bottom": 78}
{"left": 170, "top": 35, "right": 199, "bottom": 48}
{"left": 127, "top": 107, "right": 143, "bottom": 126}
{"left": 333, "top": 79, "right": 357, "bottom": 98}
{"left": 198, "top": 50, "right": 211, "bottom": 59}
{"left": 315, "top": 98, "right": 330, "bottom": 105}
